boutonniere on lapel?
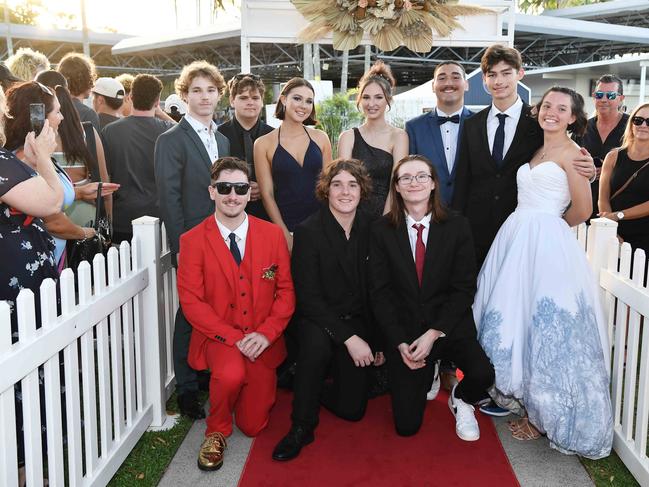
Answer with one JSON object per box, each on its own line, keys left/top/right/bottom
{"left": 262, "top": 264, "right": 279, "bottom": 281}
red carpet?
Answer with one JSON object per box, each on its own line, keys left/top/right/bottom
{"left": 238, "top": 389, "right": 519, "bottom": 487}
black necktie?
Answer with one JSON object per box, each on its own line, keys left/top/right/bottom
{"left": 492, "top": 113, "right": 508, "bottom": 165}
{"left": 243, "top": 130, "right": 255, "bottom": 180}
{"left": 228, "top": 233, "right": 241, "bottom": 266}
{"left": 437, "top": 114, "right": 460, "bottom": 125}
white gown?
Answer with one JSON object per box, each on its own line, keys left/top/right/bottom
{"left": 473, "top": 161, "right": 613, "bottom": 459}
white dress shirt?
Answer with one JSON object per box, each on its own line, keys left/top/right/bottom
{"left": 436, "top": 107, "right": 463, "bottom": 173}
{"left": 215, "top": 213, "right": 249, "bottom": 261}
{"left": 486, "top": 96, "right": 523, "bottom": 159}
{"left": 185, "top": 113, "right": 219, "bottom": 163}
{"left": 405, "top": 213, "right": 432, "bottom": 260}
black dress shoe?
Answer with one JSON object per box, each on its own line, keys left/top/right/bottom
{"left": 272, "top": 425, "right": 314, "bottom": 461}
{"left": 178, "top": 392, "right": 206, "bottom": 419}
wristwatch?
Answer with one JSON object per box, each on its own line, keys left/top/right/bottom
{"left": 616, "top": 211, "right": 625, "bottom": 221}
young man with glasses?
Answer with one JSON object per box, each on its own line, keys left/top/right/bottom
{"left": 369, "top": 154, "right": 494, "bottom": 441}
{"left": 177, "top": 156, "right": 294, "bottom": 472}
{"left": 155, "top": 60, "right": 231, "bottom": 420}
{"left": 218, "top": 73, "right": 273, "bottom": 220}
{"left": 574, "top": 74, "right": 629, "bottom": 219}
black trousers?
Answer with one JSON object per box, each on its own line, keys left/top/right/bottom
{"left": 386, "top": 336, "right": 494, "bottom": 437}
{"left": 173, "top": 307, "right": 199, "bottom": 395}
{"left": 291, "top": 320, "right": 369, "bottom": 430}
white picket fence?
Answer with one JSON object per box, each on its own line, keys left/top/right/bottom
{"left": 0, "top": 216, "right": 178, "bottom": 487}
{"left": 2, "top": 216, "right": 649, "bottom": 486}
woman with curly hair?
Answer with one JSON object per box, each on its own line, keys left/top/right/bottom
{"left": 338, "top": 61, "right": 408, "bottom": 218}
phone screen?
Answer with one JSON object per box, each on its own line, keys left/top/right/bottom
{"left": 29, "top": 103, "right": 45, "bottom": 135}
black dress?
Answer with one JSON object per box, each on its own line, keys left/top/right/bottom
{"left": 351, "top": 128, "right": 393, "bottom": 219}
{"left": 0, "top": 149, "right": 58, "bottom": 332}
{"left": 609, "top": 149, "right": 649, "bottom": 254}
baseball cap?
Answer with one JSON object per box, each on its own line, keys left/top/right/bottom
{"left": 93, "top": 77, "right": 125, "bottom": 99}
{"left": 165, "top": 94, "right": 187, "bottom": 114}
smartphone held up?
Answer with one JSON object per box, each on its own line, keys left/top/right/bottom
{"left": 29, "top": 103, "right": 45, "bottom": 135}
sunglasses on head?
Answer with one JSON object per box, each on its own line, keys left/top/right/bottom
{"left": 593, "top": 91, "right": 619, "bottom": 100}
{"left": 632, "top": 116, "right": 649, "bottom": 127}
{"left": 213, "top": 181, "right": 250, "bottom": 195}
{"left": 36, "top": 82, "right": 53, "bottom": 96}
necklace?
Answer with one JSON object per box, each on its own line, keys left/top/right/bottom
{"left": 538, "top": 141, "right": 569, "bottom": 160}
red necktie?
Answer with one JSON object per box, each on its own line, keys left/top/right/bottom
{"left": 413, "top": 223, "right": 425, "bottom": 286}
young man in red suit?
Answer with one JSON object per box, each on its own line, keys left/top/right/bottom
{"left": 177, "top": 157, "right": 295, "bottom": 472}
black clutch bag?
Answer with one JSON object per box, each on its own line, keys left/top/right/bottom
{"left": 67, "top": 182, "right": 112, "bottom": 272}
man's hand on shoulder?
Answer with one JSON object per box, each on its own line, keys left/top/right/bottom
{"left": 573, "top": 147, "right": 597, "bottom": 181}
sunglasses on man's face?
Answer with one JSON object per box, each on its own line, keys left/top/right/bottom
{"left": 632, "top": 116, "right": 649, "bottom": 127}
{"left": 213, "top": 182, "right": 250, "bottom": 195}
{"left": 593, "top": 91, "right": 620, "bottom": 100}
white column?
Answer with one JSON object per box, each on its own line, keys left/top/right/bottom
{"left": 341, "top": 50, "right": 349, "bottom": 93}
{"left": 639, "top": 62, "right": 649, "bottom": 105}
{"left": 313, "top": 43, "right": 321, "bottom": 80}
{"left": 364, "top": 44, "right": 371, "bottom": 72}
{"left": 303, "top": 44, "right": 313, "bottom": 80}
{"left": 80, "top": 0, "right": 90, "bottom": 57}
{"left": 240, "top": 0, "right": 251, "bottom": 73}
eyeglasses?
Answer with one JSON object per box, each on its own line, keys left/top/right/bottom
{"left": 213, "top": 182, "right": 250, "bottom": 195}
{"left": 397, "top": 173, "right": 433, "bottom": 185}
{"left": 632, "top": 116, "right": 649, "bottom": 127}
{"left": 233, "top": 73, "right": 261, "bottom": 81}
{"left": 593, "top": 91, "right": 620, "bottom": 100}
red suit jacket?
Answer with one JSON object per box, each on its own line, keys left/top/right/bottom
{"left": 177, "top": 215, "right": 295, "bottom": 371}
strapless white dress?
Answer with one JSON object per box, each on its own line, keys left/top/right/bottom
{"left": 473, "top": 161, "right": 613, "bottom": 459}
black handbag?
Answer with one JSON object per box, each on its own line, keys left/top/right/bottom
{"left": 66, "top": 181, "right": 112, "bottom": 271}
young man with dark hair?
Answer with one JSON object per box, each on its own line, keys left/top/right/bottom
{"left": 406, "top": 61, "right": 472, "bottom": 206}
{"left": 57, "top": 52, "right": 101, "bottom": 131}
{"left": 218, "top": 73, "right": 273, "bottom": 220}
{"left": 101, "top": 74, "right": 173, "bottom": 244}
{"left": 92, "top": 77, "right": 125, "bottom": 128}
{"left": 155, "top": 60, "right": 231, "bottom": 419}
{"left": 177, "top": 156, "right": 294, "bottom": 472}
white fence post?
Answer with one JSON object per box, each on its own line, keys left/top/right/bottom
{"left": 132, "top": 216, "right": 168, "bottom": 427}
{"left": 586, "top": 218, "right": 619, "bottom": 275}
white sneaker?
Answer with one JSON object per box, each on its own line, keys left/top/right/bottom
{"left": 448, "top": 385, "right": 480, "bottom": 441}
{"left": 426, "top": 361, "right": 441, "bottom": 401}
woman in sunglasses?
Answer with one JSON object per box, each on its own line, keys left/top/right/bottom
{"left": 598, "top": 103, "right": 649, "bottom": 255}
{"left": 4, "top": 81, "right": 96, "bottom": 269}
{"left": 254, "top": 78, "right": 333, "bottom": 251}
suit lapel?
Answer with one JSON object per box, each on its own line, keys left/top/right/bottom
{"left": 502, "top": 104, "right": 534, "bottom": 167}
{"left": 205, "top": 217, "right": 238, "bottom": 294}
{"left": 215, "top": 131, "right": 229, "bottom": 158}
{"left": 248, "top": 218, "right": 264, "bottom": 306}
{"left": 394, "top": 219, "right": 419, "bottom": 291}
{"left": 321, "top": 210, "right": 355, "bottom": 286}
{"left": 427, "top": 112, "right": 450, "bottom": 179}
{"left": 180, "top": 118, "right": 213, "bottom": 168}
{"left": 421, "top": 220, "right": 441, "bottom": 291}
{"left": 451, "top": 107, "right": 473, "bottom": 179}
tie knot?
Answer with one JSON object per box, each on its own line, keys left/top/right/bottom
{"left": 496, "top": 113, "right": 508, "bottom": 123}
{"left": 228, "top": 232, "right": 237, "bottom": 244}
{"left": 412, "top": 223, "right": 424, "bottom": 235}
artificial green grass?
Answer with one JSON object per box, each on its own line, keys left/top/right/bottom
{"left": 581, "top": 452, "right": 640, "bottom": 486}
{"left": 107, "top": 393, "right": 206, "bottom": 487}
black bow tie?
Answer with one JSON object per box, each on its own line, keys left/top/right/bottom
{"left": 437, "top": 114, "right": 460, "bottom": 125}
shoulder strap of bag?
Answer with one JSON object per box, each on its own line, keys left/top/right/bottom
{"left": 94, "top": 181, "right": 103, "bottom": 231}
{"left": 611, "top": 152, "right": 649, "bottom": 200}
{"left": 82, "top": 121, "right": 100, "bottom": 182}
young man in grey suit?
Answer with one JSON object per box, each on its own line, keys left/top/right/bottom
{"left": 405, "top": 62, "right": 472, "bottom": 206}
{"left": 155, "top": 60, "right": 230, "bottom": 419}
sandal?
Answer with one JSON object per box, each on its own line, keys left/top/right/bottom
{"left": 511, "top": 418, "right": 541, "bottom": 441}
{"left": 507, "top": 418, "right": 526, "bottom": 432}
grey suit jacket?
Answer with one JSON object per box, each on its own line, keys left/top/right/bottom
{"left": 154, "top": 117, "right": 230, "bottom": 255}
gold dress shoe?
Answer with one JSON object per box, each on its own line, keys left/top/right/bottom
{"left": 197, "top": 432, "right": 227, "bottom": 471}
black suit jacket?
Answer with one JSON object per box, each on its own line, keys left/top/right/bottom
{"left": 369, "top": 213, "right": 478, "bottom": 351}
{"left": 452, "top": 104, "right": 543, "bottom": 264}
{"left": 154, "top": 117, "right": 230, "bottom": 255}
{"left": 291, "top": 206, "right": 371, "bottom": 345}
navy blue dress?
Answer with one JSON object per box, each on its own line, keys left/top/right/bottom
{"left": 271, "top": 127, "right": 323, "bottom": 232}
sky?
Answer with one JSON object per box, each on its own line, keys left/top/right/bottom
{"left": 9, "top": 0, "right": 240, "bottom": 36}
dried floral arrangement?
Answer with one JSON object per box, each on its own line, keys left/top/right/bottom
{"left": 291, "top": 0, "right": 488, "bottom": 53}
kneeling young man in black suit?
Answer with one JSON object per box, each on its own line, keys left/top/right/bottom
{"left": 273, "top": 159, "right": 379, "bottom": 461}
{"left": 370, "top": 155, "right": 494, "bottom": 440}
